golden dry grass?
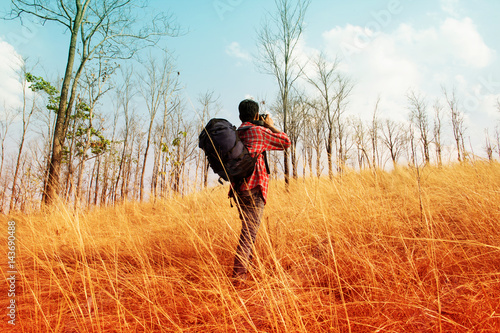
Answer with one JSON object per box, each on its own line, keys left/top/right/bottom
{"left": 2, "top": 162, "right": 500, "bottom": 332}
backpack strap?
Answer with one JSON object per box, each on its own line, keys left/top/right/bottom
{"left": 262, "top": 151, "right": 270, "bottom": 175}
{"left": 238, "top": 125, "right": 270, "bottom": 175}
{"left": 237, "top": 125, "right": 253, "bottom": 131}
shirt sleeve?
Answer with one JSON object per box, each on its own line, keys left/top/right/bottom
{"left": 255, "top": 127, "right": 291, "bottom": 153}
{"left": 265, "top": 128, "right": 291, "bottom": 150}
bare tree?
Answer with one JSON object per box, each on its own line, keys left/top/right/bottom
{"left": 305, "top": 54, "right": 353, "bottom": 176}
{"left": 443, "top": 87, "right": 466, "bottom": 162}
{"left": 484, "top": 129, "right": 494, "bottom": 161}
{"left": 273, "top": 94, "right": 306, "bottom": 179}
{"left": 496, "top": 126, "right": 500, "bottom": 160}
{"left": 10, "top": 65, "right": 51, "bottom": 211}
{"left": 332, "top": 75, "right": 353, "bottom": 175}
{"left": 126, "top": 117, "right": 144, "bottom": 201}
{"left": 104, "top": 101, "right": 122, "bottom": 205}
{"left": 368, "top": 97, "right": 381, "bottom": 170}
{"left": 289, "top": 96, "right": 307, "bottom": 179}
{"left": 98, "top": 113, "right": 118, "bottom": 206}
{"left": 302, "top": 98, "right": 324, "bottom": 177}
{"left": 0, "top": 104, "right": 15, "bottom": 212}
{"left": 152, "top": 96, "right": 198, "bottom": 197}
{"left": 165, "top": 101, "right": 196, "bottom": 195}
{"left": 8, "top": 0, "right": 179, "bottom": 204}
{"left": 381, "top": 119, "right": 405, "bottom": 168}
{"left": 433, "top": 100, "right": 444, "bottom": 167}
{"left": 112, "top": 67, "right": 136, "bottom": 202}
{"left": 495, "top": 100, "right": 500, "bottom": 159}
{"left": 151, "top": 65, "right": 180, "bottom": 198}
{"left": 352, "top": 117, "right": 370, "bottom": 170}
{"left": 196, "top": 91, "right": 220, "bottom": 188}
{"left": 138, "top": 50, "right": 177, "bottom": 201}
{"left": 408, "top": 90, "right": 431, "bottom": 164}
{"left": 305, "top": 54, "right": 339, "bottom": 177}
{"left": 257, "top": 0, "right": 310, "bottom": 186}
{"left": 406, "top": 123, "right": 417, "bottom": 167}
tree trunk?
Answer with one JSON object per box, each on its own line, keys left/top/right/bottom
{"left": 315, "top": 147, "right": 321, "bottom": 178}
{"left": 43, "top": 2, "right": 87, "bottom": 205}
{"left": 134, "top": 145, "right": 142, "bottom": 200}
{"left": 93, "top": 156, "right": 101, "bottom": 206}
{"left": 100, "top": 156, "right": 109, "bottom": 205}
{"left": 9, "top": 125, "right": 27, "bottom": 212}
{"left": 326, "top": 129, "right": 333, "bottom": 179}
{"left": 203, "top": 157, "right": 209, "bottom": 188}
{"left": 283, "top": 94, "right": 290, "bottom": 187}
{"left": 75, "top": 159, "right": 85, "bottom": 208}
{"left": 63, "top": 119, "right": 78, "bottom": 201}
{"left": 151, "top": 146, "right": 160, "bottom": 199}
{"left": 140, "top": 120, "right": 154, "bottom": 201}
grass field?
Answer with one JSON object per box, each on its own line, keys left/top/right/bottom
{"left": 2, "top": 162, "right": 500, "bottom": 332}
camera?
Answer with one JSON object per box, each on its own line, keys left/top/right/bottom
{"left": 251, "top": 114, "right": 269, "bottom": 127}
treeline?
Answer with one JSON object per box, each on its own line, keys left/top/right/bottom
{"left": 2, "top": 55, "right": 500, "bottom": 214}
{"left": 267, "top": 80, "right": 500, "bottom": 180}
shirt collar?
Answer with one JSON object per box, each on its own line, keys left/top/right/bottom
{"left": 239, "top": 121, "right": 256, "bottom": 129}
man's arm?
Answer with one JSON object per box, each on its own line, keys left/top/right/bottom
{"left": 261, "top": 115, "right": 291, "bottom": 150}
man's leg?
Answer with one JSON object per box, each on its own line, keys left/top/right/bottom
{"left": 232, "top": 188, "right": 265, "bottom": 278}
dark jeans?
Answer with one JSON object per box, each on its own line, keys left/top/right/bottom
{"left": 232, "top": 187, "right": 265, "bottom": 277}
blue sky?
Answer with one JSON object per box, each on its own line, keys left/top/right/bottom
{"left": 1, "top": 0, "right": 500, "bottom": 158}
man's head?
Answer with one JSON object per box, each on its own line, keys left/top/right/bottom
{"left": 239, "top": 99, "right": 259, "bottom": 122}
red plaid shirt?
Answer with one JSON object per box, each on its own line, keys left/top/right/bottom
{"left": 233, "top": 122, "right": 291, "bottom": 203}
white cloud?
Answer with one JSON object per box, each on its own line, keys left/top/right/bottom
{"left": 440, "top": 18, "right": 494, "bottom": 68}
{"left": 391, "top": 18, "right": 494, "bottom": 69}
{"left": 478, "top": 94, "right": 500, "bottom": 119}
{"left": 321, "top": 24, "right": 421, "bottom": 121}
{"left": 314, "top": 15, "right": 500, "bottom": 157}
{"left": 225, "top": 42, "right": 251, "bottom": 62}
{"left": 330, "top": 17, "right": 494, "bottom": 69}
{"left": 0, "top": 38, "right": 23, "bottom": 114}
{"left": 319, "top": 17, "right": 495, "bottom": 119}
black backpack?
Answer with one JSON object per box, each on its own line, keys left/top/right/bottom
{"left": 198, "top": 118, "right": 258, "bottom": 184}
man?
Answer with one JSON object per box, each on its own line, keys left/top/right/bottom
{"left": 231, "top": 99, "right": 291, "bottom": 280}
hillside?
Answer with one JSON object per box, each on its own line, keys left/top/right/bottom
{"left": 2, "top": 162, "right": 500, "bottom": 332}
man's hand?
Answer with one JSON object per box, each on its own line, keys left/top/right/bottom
{"left": 263, "top": 115, "right": 281, "bottom": 133}
{"left": 263, "top": 114, "right": 274, "bottom": 128}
